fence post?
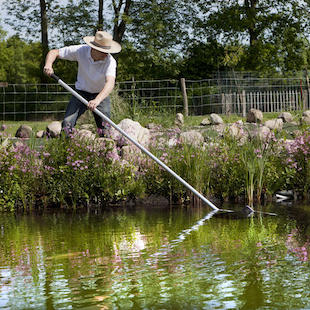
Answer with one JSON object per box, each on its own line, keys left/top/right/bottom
{"left": 241, "top": 90, "right": 246, "bottom": 117}
{"left": 180, "top": 78, "right": 188, "bottom": 116}
{"left": 306, "top": 70, "right": 310, "bottom": 110}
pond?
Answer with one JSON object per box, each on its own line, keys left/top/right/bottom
{"left": 0, "top": 204, "right": 309, "bottom": 309}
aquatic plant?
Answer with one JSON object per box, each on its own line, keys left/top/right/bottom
{"left": 2, "top": 122, "right": 310, "bottom": 209}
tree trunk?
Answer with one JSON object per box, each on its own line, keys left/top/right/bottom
{"left": 98, "top": 0, "right": 104, "bottom": 30}
{"left": 244, "top": 0, "right": 259, "bottom": 46}
{"left": 40, "top": 0, "right": 49, "bottom": 82}
{"left": 244, "top": 0, "right": 259, "bottom": 70}
{"left": 112, "top": 0, "right": 132, "bottom": 43}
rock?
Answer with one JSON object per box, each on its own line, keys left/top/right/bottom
{"left": 146, "top": 123, "right": 161, "bottom": 130}
{"left": 75, "top": 129, "right": 96, "bottom": 141}
{"left": 107, "top": 118, "right": 150, "bottom": 147}
{"left": 303, "top": 110, "right": 310, "bottom": 118}
{"left": 200, "top": 117, "right": 211, "bottom": 126}
{"left": 301, "top": 110, "right": 310, "bottom": 125}
{"left": 1, "top": 138, "right": 9, "bottom": 147}
{"left": 93, "top": 137, "right": 116, "bottom": 150}
{"left": 46, "top": 121, "right": 62, "bottom": 138}
{"left": 246, "top": 109, "right": 263, "bottom": 123}
{"left": 210, "top": 113, "right": 224, "bottom": 125}
{"left": 168, "top": 137, "right": 180, "bottom": 147}
{"left": 36, "top": 130, "right": 45, "bottom": 138}
{"left": 256, "top": 125, "right": 271, "bottom": 140}
{"left": 15, "top": 125, "right": 32, "bottom": 138}
{"left": 278, "top": 112, "right": 293, "bottom": 123}
{"left": 121, "top": 145, "right": 142, "bottom": 162}
{"left": 175, "top": 113, "right": 184, "bottom": 127}
{"left": 264, "top": 118, "right": 283, "bottom": 130}
{"left": 180, "top": 130, "right": 204, "bottom": 147}
{"left": 80, "top": 123, "right": 96, "bottom": 132}
{"left": 212, "top": 123, "right": 226, "bottom": 135}
{"left": 229, "top": 121, "right": 248, "bottom": 141}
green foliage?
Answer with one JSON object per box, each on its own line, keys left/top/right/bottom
{"left": 52, "top": 0, "right": 96, "bottom": 46}
{"left": 117, "top": 42, "right": 182, "bottom": 80}
{"left": 180, "top": 41, "right": 227, "bottom": 79}
{"left": 0, "top": 35, "right": 42, "bottom": 83}
{"left": 187, "top": 0, "right": 310, "bottom": 74}
{"left": 40, "top": 132, "right": 144, "bottom": 207}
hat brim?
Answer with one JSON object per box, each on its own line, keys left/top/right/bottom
{"left": 83, "top": 36, "right": 122, "bottom": 54}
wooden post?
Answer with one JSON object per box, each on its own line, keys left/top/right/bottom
{"left": 305, "top": 69, "right": 310, "bottom": 110}
{"left": 180, "top": 78, "right": 188, "bottom": 116}
{"left": 242, "top": 90, "right": 246, "bottom": 117}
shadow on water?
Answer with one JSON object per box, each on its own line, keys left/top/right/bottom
{"left": 0, "top": 203, "right": 309, "bottom": 309}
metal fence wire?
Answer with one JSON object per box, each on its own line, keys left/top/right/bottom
{"left": 0, "top": 75, "right": 309, "bottom": 121}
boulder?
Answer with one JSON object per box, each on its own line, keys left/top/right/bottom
{"left": 200, "top": 117, "right": 211, "bottom": 126}
{"left": 180, "top": 130, "right": 204, "bottom": 147}
{"left": 107, "top": 118, "right": 150, "bottom": 147}
{"left": 79, "top": 123, "right": 96, "bottom": 132}
{"left": 264, "top": 118, "right": 283, "bottom": 130}
{"left": 36, "top": 130, "right": 45, "bottom": 138}
{"left": 46, "top": 121, "right": 62, "bottom": 138}
{"left": 212, "top": 123, "right": 226, "bottom": 136}
{"left": 229, "top": 121, "right": 248, "bottom": 141}
{"left": 75, "top": 129, "right": 96, "bottom": 141}
{"left": 168, "top": 136, "right": 180, "bottom": 147}
{"left": 278, "top": 112, "right": 293, "bottom": 123}
{"left": 15, "top": 125, "right": 32, "bottom": 138}
{"left": 175, "top": 113, "right": 184, "bottom": 127}
{"left": 301, "top": 110, "right": 310, "bottom": 125}
{"left": 121, "top": 144, "right": 142, "bottom": 162}
{"left": 93, "top": 137, "right": 116, "bottom": 150}
{"left": 246, "top": 109, "right": 263, "bottom": 123}
{"left": 256, "top": 125, "right": 271, "bottom": 140}
{"left": 210, "top": 113, "right": 224, "bottom": 125}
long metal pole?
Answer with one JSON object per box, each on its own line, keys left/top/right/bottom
{"left": 51, "top": 74, "right": 219, "bottom": 211}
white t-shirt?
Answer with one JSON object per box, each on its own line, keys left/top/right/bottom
{"left": 58, "top": 44, "right": 116, "bottom": 93}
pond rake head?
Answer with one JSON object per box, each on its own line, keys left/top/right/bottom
{"left": 49, "top": 74, "right": 276, "bottom": 217}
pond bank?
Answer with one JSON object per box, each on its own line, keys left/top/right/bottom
{"left": 1, "top": 110, "right": 310, "bottom": 211}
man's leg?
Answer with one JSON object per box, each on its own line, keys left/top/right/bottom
{"left": 93, "top": 97, "right": 111, "bottom": 137}
{"left": 62, "top": 94, "right": 87, "bottom": 134}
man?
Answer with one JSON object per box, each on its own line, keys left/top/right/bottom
{"left": 43, "top": 31, "right": 121, "bottom": 136}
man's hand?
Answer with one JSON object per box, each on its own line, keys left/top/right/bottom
{"left": 43, "top": 66, "right": 54, "bottom": 76}
{"left": 88, "top": 99, "right": 101, "bottom": 111}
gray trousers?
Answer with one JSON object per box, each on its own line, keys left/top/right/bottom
{"left": 62, "top": 89, "right": 111, "bottom": 136}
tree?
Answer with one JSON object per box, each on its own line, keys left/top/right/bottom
{"left": 180, "top": 40, "right": 227, "bottom": 79}
{"left": 52, "top": 0, "right": 96, "bottom": 46}
{"left": 112, "top": 0, "right": 132, "bottom": 43}
{"left": 0, "top": 35, "right": 42, "bottom": 83}
{"left": 4, "top": 0, "right": 61, "bottom": 81}
{"left": 189, "top": 0, "right": 310, "bottom": 73}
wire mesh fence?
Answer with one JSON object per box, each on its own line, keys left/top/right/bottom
{"left": 0, "top": 74, "right": 309, "bottom": 121}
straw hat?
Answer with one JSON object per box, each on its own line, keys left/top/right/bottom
{"left": 83, "top": 31, "right": 121, "bottom": 54}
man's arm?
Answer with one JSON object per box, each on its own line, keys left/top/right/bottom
{"left": 43, "top": 49, "right": 60, "bottom": 76}
{"left": 88, "top": 76, "right": 116, "bottom": 111}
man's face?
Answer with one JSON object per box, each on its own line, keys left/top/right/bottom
{"left": 91, "top": 48, "right": 108, "bottom": 61}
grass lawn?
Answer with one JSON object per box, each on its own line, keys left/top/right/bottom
{"left": 0, "top": 111, "right": 302, "bottom": 137}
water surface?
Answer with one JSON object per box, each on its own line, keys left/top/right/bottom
{"left": 0, "top": 204, "right": 309, "bottom": 309}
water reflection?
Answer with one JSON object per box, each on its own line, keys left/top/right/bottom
{"left": 0, "top": 205, "right": 309, "bottom": 309}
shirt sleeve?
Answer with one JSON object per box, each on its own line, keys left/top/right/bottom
{"left": 58, "top": 45, "right": 83, "bottom": 61}
{"left": 105, "top": 56, "right": 117, "bottom": 77}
